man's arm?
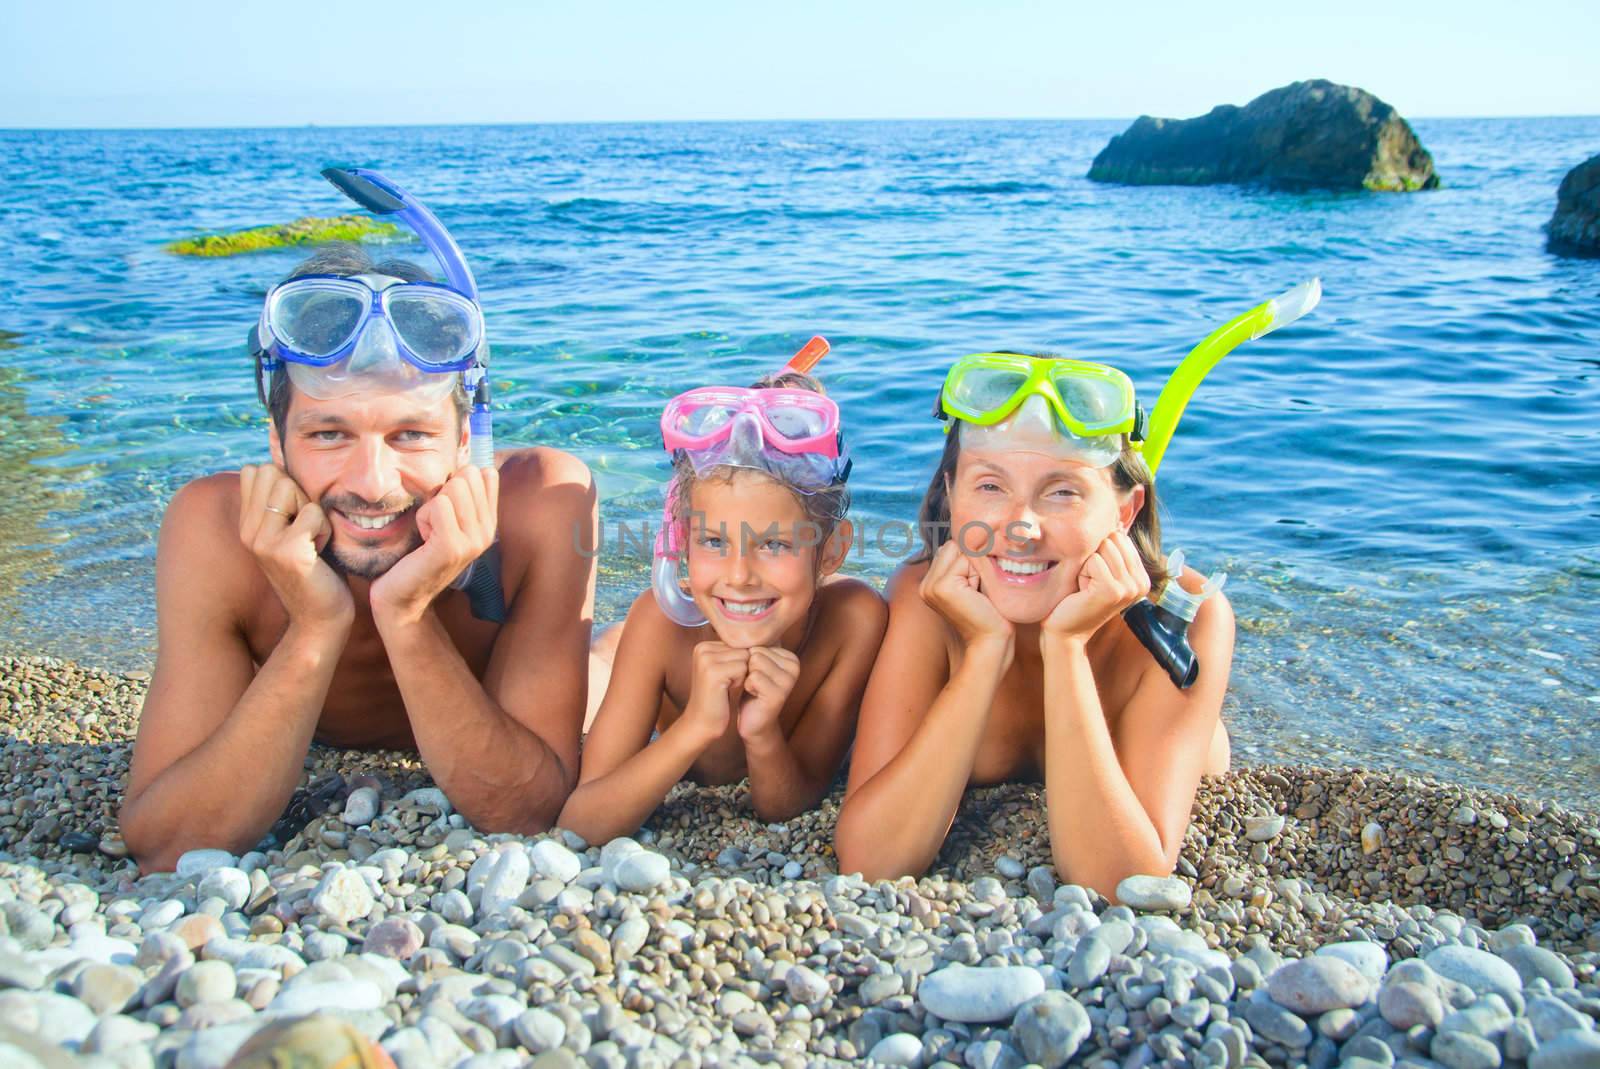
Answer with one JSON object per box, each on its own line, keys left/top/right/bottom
{"left": 372, "top": 448, "right": 596, "bottom": 833}
{"left": 121, "top": 473, "right": 352, "bottom": 872}
{"left": 742, "top": 580, "right": 888, "bottom": 821}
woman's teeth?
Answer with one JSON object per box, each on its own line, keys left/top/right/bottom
{"left": 720, "top": 598, "right": 775, "bottom": 617}
{"left": 995, "top": 558, "right": 1053, "bottom": 576}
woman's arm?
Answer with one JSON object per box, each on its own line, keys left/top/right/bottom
{"left": 1041, "top": 551, "right": 1234, "bottom": 898}
{"left": 834, "top": 548, "right": 1013, "bottom": 880}
{"left": 742, "top": 580, "right": 888, "bottom": 821}
{"left": 557, "top": 594, "right": 724, "bottom": 845}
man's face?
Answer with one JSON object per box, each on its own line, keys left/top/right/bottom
{"left": 270, "top": 386, "right": 468, "bottom": 579}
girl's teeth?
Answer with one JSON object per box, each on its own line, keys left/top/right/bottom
{"left": 996, "top": 558, "right": 1050, "bottom": 576}
{"left": 349, "top": 513, "right": 398, "bottom": 531}
{"left": 722, "top": 599, "right": 775, "bottom": 616}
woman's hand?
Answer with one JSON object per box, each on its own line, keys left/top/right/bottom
{"left": 1042, "top": 531, "right": 1151, "bottom": 645}
{"left": 919, "top": 540, "right": 1014, "bottom": 657}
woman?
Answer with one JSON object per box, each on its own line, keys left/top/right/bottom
{"left": 834, "top": 350, "right": 1233, "bottom": 897}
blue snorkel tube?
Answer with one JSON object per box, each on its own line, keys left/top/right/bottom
{"left": 321, "top": 167, "right": 506, "bottom": 623}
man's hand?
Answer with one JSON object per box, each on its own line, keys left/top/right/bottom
{"left": 683, "top": 641, "right": 749, "bottom": 745}
{"left": 238, "top": 464, "right": 352, "bottom": 629}
{"left": 371, "top": 466, "right": 499, "bottom": 621}
{"left": 1042, "top": 531, "right": 1151, "bottom": 645}
{"left": 737, "top": 646, "right": 800, "bottom": 741}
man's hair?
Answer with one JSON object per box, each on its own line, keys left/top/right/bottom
{"left": 260, "top": 242, "right": 471, "bottom": 437}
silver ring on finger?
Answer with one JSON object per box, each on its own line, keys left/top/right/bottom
{"left": 263, "top": 504, "right": 291, "bottom": 516}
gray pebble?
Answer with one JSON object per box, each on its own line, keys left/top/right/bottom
{"left": 1431, "top": 1031, "right": 1503, "bottom": 1069}
{"left": 1425, "top": 946, "right": 1523, "bottom": 1004}
{"left": 1500, "top": 945, "right": 1575, "bottom": 990}
{"left": 1245, "top": 999, "right": 1312, "bottom": 1048}
{"left": 1267, "top": 956, "right": 1375, "bottom": 1014}
{"left": 612, "top": 851, "right": 670, "bottom": 893}
{"left": 1012, "top": 990, "right": 1090, "bottom": 1069}
{"left": 919, "top": 965, "right": 1045, "bottom": 1024}
{"left": 1529, "top": 1030, "right": 1600, "bottom": 1069}
{"left": 1114, "top": 875, "right": 1192, "bottom": 912}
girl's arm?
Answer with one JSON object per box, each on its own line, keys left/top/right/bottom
{"left": 1041, "top": 545, "right": 1235, "bottom": 898}
{"left": 557, "top": 593, "right": 725, "bottom": 844}
{"left": 741, "top": 580, "right": 888, "bottom": 821}
{"left": 834, "top": 547, "right": 1013, "bottom": 880}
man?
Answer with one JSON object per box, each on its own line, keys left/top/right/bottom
{"left": 121, "top": 170, "right": 597, "bottom": 872}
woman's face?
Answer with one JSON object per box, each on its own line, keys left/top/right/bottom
{"left": 946, "top": 447, "right": 1142, "bottom": 625}
{"left": 684, "top": 471, "right": 837, "bottom": 649}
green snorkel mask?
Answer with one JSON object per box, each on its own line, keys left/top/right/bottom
{"left": 935, "top": 278, "right": 1323, "bottom": 687}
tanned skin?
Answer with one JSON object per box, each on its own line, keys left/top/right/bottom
{"left": 121, "top": 383, "right": 597, "bottom": 872}
{"left": 560, "top": 470, "right": 886, "bottom": 845}
{"left": 835, "top": 447, "right": 1232, "bottom": 900}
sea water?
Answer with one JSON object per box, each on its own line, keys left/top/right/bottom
{"left": 0, "top": 118, "right": 1595, "bottom": 805}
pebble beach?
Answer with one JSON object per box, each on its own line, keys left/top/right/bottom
{"left": 1, "top": 654, "right": 1596, "bottom": 1069}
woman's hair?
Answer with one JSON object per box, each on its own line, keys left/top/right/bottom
{"left": 670, "top": 369, "right": 851, "bottom": 566}
{"left": 259, "top": 242, "right": 470, "bottom": 434}
{"left": 913, "top": 357, "right": 1168, "bottom": 591}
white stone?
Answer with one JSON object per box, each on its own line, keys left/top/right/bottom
{"left": 196, "top": 868, "right": 250, "bottom": 913}
{"left": 613, "top": 851, "right": 671, "bottom": 893}
{"left": 175, "top": 850, "right": 237, "bottom": 880}
{"left": 479, "top": 846, "right": 531, "bottom": 917}
{"left": 310, "top": 867, "right": 374, "bottom": 926}
{"left": 918, "top": 964, "right": 1046, "bottom": 1023}
{"left": 529, "top": 840, "right": 582, "bottom": 885}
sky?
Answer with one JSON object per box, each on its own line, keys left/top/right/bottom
{"left": 2, "top": 0, "right": 1596, "bottom": 128}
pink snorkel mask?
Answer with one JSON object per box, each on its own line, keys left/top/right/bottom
{"left": 651, "top": 337, "right": 849, "bottom": 627}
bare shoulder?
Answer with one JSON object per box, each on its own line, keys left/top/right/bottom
{"left": 885, "top": 558, "right": 934, "bottom": 611}
{"left": 494, "top": 447, "right": 597, "bottom": 551}
{"left": 164, "top": 471, "right": 241, "bottom": 529}
{"left": 814, "top": 575, "right": 889, "bottom": 640}
{"left": 497, "top": 447, "right": 595, "bottom": 500}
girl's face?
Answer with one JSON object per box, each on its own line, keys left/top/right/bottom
{"left": 946, "top": 447, "right": 1143, "bottom": 625}
{"left": 685, "top": 470, "right": 848, "bottom": 649}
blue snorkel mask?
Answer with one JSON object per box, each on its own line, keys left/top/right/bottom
{"left": 249, "top": 167, "right": 495, "bottom": 470}
{"left": 249, "top": 168, "right": 505, "bottom": 622}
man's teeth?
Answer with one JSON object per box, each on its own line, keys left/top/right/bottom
{"left": 721, "top": 599, "right": 775, "bottom": 616}
{"left": 996, "top": 558, "right": 1052, "bottom": 576}
{"left": 347, "top": 512, "right": 400, "bottom": 531}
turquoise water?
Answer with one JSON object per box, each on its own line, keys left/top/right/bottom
{"left": 0, "top": 119, "right": 1596, "bottom": 805}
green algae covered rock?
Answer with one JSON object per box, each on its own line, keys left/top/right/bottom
{"left": 167, "top": 214, "right": 400, "bottom": 257}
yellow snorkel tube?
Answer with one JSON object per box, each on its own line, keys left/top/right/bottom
{"left": 1122, "top": 277, "right": 1321, "bottom": 688}
{"left": 1140, "top": 278, "right": 1322, "bottom": 474}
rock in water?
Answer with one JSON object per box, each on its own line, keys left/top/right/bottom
{"left": 1088, "top": 79, "right": 1438, "bottom": 192}
{"left": 1547, "top": 153, "right": 1600, "bottom": 256}
{"left": 918, "top": 965, "right": 1045, "bottom": 1023}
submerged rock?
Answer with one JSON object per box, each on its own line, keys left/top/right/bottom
{"left": 1088, "top": 79, "right": 1438, "bottom": 192}
{"left": 1547, "top": 153, "right": 1600, "bottom": 257}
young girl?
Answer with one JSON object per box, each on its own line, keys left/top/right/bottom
{"left": 834, "top": 282, "right": 1317, "bottom": 896}
{"left": 560, "top": 341, "right": 887, "bottom": 845}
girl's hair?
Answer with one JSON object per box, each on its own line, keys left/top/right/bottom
{"left": 669, "top": 369, "right": 850, "bottom": 561}
{"left": 913, "top": 360, "right": 1168, "bottom": 591}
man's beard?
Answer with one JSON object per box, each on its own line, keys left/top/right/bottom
{"left": 317, "top": 491, "right": 423, "bottom": 579}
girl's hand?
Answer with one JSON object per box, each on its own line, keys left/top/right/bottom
{"left": 920, "top": 540, "right": 1014, "bottom": 652}
{"left": 737, "top": 646, "right": 801, "bottom": 741}
{"left": 1042, "top": 531, "right": 1151, "bottom": 644}
{"left": 684, "top": 641, "right": 749, "bottom": 744}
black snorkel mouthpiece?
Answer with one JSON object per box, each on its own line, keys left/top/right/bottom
{"left": 1121, "top": 550, "right": 1225, "bottom": 690}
